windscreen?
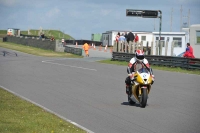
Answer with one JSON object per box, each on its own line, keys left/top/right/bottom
{"left": 138, "top": 68, "right": 149, "bottom": 74}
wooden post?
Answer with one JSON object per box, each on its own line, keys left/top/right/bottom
{"left": 124, "top": 42, "right": 127, "bottom": 53}
{"left": 165, "top": 41, "right": 168, "bottom": 56}
{"left": 151, "top": 41, "right": 154, "bottom": 55}
{"left": 136, "top": 42, "right": 139, "bottom": 50}
{"left": 160, "top": 41, "right": 163, "bottom": 55}
{"left": 171, "top": 41, "right": 175, "bottom": 56}
{"left": 140, "top": 41, "right": 143, "bottom": 51}
{"left": 128, "top": 42, "right": 131, "bottom": 53}
{"left": 119, "top": 41, "right": 122, "bottom": 52}
{"left": 132, "top": 41, "right": 135, "bottom": 53}
{"left": 156, "top": 41, "right": 159, "bottom": 55}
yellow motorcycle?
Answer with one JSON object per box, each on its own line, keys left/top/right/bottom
{"left": 128, "top": 67, "right": 153, "bottom": 108}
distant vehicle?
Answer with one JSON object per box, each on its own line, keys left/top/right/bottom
{"left": 7, "top": 28, "right": 20, "bottom": 36}
{"left": 176, "top": 52, "right": 184, "bottom": 57}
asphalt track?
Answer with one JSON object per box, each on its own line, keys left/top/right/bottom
{"left": 0, "top": 47, "right": 200, "bottom": 133}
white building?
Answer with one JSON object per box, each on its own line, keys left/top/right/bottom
{"left": 182, "top": 24, "right": 200, "bottom": 58}
{"left": 102, "top": 30, "right": 188, "bottom": 56}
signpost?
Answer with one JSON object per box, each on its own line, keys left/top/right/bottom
{"left": 126, "top": 9, "right": 162, "bottom": 55}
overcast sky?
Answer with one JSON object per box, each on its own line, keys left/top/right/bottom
{"left": 0, "top": 0, "right": 199, "bottom": 40}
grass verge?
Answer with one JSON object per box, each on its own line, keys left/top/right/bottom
{"left": 0, "top": 40, "right": 82, "bottom": 58}
{"left": 0, "top": 88, "right": 86, "bottom": 133}
{"left": 0, "top": 40, "right": 87, "bottom": 132}
{"left": 98, "top": 59, "right": 200, "bottom": 75}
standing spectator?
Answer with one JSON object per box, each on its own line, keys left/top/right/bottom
{"left": 82, "top": 42, "right": 90, "bottom": 57}
{"left": 134, "top": 33, "right": 139, "bottom": 43}
{"left": 115, "top": 32, "right": 120, "bottom": 42}
{"left": 115, "top": 32, "right": 120, "bottom": 52}
{"left": 127, "top": 31, "right": 135, "bottom": 52}
{"left": 124, "top": 32, "right": 128, "bottom": 43}
{"left": 127, "top": 31, "right": 135, "bottom": 42}
{"left": 119, "top": 33, "right": 126, "bottom": 52}
{"left": 124, "top": 32, "right": 129, "bottom": 52}
{"left": 183, "top": 43, "right": 195, "bottom": 58}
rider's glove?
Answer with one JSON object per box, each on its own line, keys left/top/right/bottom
{"left": 152, "top": 75, "right": 155, "bottom": 81}
{"left": 151, "top": 75, "right": 155, "bottom": 85}
{"left": 128, "top": 72, "right": 135, "bottom": 81}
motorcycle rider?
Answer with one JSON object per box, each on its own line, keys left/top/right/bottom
{"left": 125, "top": 49, "right": 155, "bottom": 95}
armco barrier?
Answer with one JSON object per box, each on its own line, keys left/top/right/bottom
{"left": 112, "top": 52, "right": 200, "bottom": 70}
{"left": 64, "top": 46, "right": 82, "bottom": 56}
{"left": 4, "top": 36, "right": 55, "bottom": 51}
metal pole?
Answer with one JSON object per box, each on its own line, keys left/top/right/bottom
{"left": 170, "top": 8, "right": 173, "bottom": 32}
{"left": 180, "top": 5, "right": 183, "bottom": 32}
{"left": 158, "top": 10, "right": 162, "bottom": 55}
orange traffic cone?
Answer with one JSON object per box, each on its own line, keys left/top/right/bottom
{"left": 110, "top": 47, "right": 113, "bottom": 53}
{"left": 104, "top": 45, "right": 107, "bottom": 52}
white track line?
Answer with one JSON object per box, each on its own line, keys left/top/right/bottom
{"left": 42, "top": 60, "right": 97, "bottom": 71}
{"left": 0, "top": 85, "right": 95, "bottom": 133}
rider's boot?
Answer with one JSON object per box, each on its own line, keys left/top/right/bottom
{"left": 129, "top": 86, "right": 132, "bottom": 95}
{"left": 126, "top": 84, "right": 129, "bottom": 95}
{"left": 126, "top": 84, "right": 132, "bottom": 95}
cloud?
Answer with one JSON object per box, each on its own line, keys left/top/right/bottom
{"left": 100, "top": 9, "right": 112, "bottom": 16}
{"left": 46, "top": 7, "right": 61, "bottom": 18}
{"left": 0, "top": 0, "right": 18, "bottom": 6}
{"left": 177, "top": 0, "right": 200, "bottom": 3}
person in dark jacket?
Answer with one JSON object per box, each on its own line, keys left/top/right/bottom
{"left": 127, "top": 31, "right": 135, "bottom": 42}
{"left": 127, "top": 31, "right": 135, "bottom": 53}
{"left": 124, "top": 32, "right": 128, "bottom": 43}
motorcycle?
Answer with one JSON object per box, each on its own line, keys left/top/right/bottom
{"left": 128, "top": 67, "right": 153, "bottom": 108}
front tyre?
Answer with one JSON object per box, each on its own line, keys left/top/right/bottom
{"left": 140, "top": 88, "right": 148, "bottom": 108}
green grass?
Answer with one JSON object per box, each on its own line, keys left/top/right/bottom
{"left": 0, "top": 29, "right": 74, "bottom": 40}
{"left": 21, "top": 29, "right": 74, "bottom": 40}
{"left": 0, "top": 40, "right": 82, "bottom": 58}
{"left": 0, "top": 30, "right": 7, "bottom": 34}
{"left": 98, "top": 59, "right": 200, "bottom": 75}
{"left": 0, "top": 88, "right": 86, "bottom": 133}
{"left": 0, "top": 30, "right": 7, "bottom": 38}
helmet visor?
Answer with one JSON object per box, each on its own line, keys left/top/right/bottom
{"left": 136, "top": 55, "right": 144, "bottom": 60}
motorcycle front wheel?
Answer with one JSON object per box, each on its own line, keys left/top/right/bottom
{"left": 140, "top": 88, "right": 148, "bottom": 108}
